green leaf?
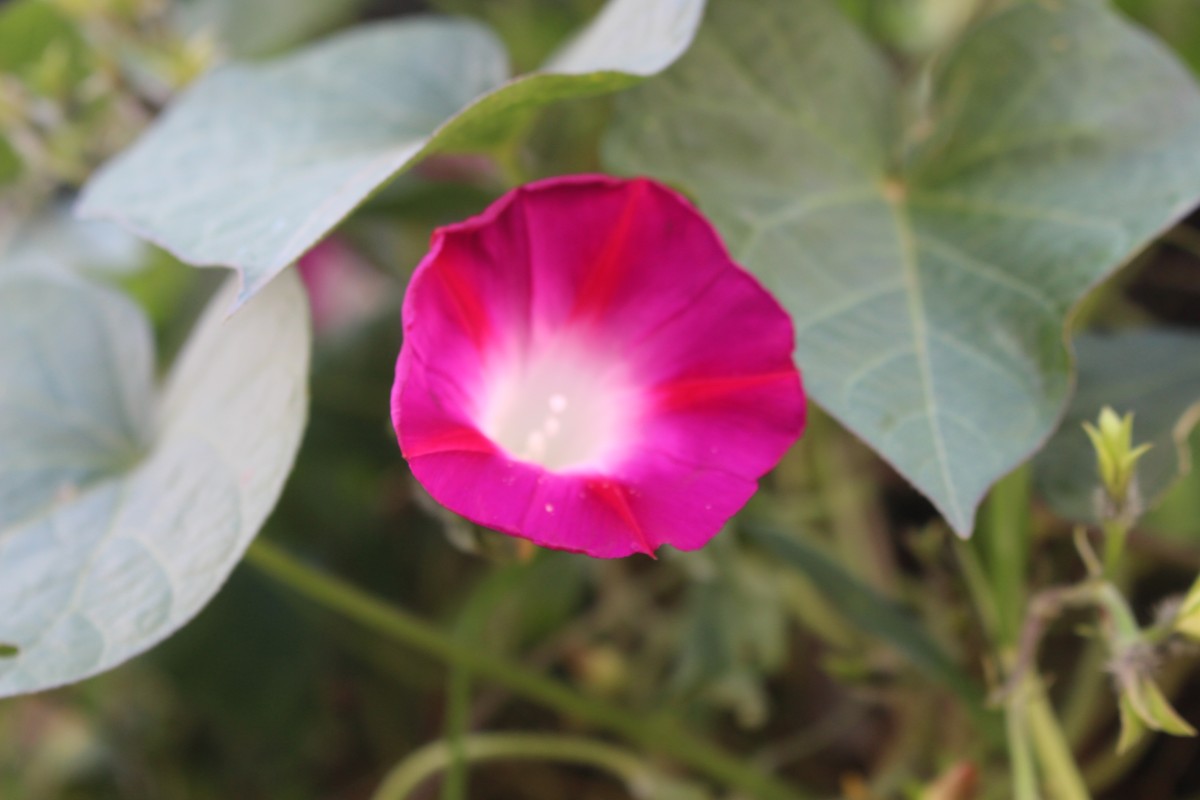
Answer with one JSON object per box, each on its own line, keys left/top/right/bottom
{"left": 174, "top": 0, "right": 366, "bottom": 57}
{"left": 78, "top": 0, "right": 706, "bottom": 308}
{"left": 605, "top": 0, "right": 1200, "bottom": 535}
{"left": 0, "top": 270, "right": 309, "bottom": 697}
{"left": 429, "top": 0, "right": 603, "bottom": 71}
{"left": 2, "top": 207, "right": 147, "bottom": 277}
{"left": 1035, "top": 329, "right": 1200, "bottom": 522}
{"left": 742, "top": 526, "right": 989, "bottom": 721}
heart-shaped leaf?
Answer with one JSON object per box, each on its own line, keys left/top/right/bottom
{"left": 78, "top": 0, "right": 706, "bottom": 308}
{"left": 605, "top": 0, "right": 1200, "bottom": 534}
{"left": 1035, "top": 329, "right": 1200, "bottom": 523}
{"left": 0, "top": 270, "right": 309, "bottom": 696}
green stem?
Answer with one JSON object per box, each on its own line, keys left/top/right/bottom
{"left": 1025, "top": 678, "right": 1092, "bottom": 800}
{"left": 439, "top": 563, "right": 528, "bottom": 800}
{"left": 952, "top": 539, "right": 1002, "bottom": 649}
{"left": 969, "top": 470, "right": 1038, "bottom": 796}
{"left": 246, "top": 540, "right": 808, "bottom": 800}
{"left": 442, "top": 565, "right": 531, "bottom": 800}
{"left": 442, "top": 672, "right": 470, "bottom": 800}
{"left": 978, "top": 466, "right": 1032, "bottom": 646}
{"left": 1005, "top": 689, "right": 1041, "bottom": 800}
{"left": 1095, "top": 581, "right": 1142, "bottom": 649}
{"left": 374, "top": 733, "right": 649, "bottom": 800}
{"left": 1102, "top": 519, "right": 1129, "bottom": 580}
{"left": 1061, "top": 641, "right": 1110, "bottom": 748}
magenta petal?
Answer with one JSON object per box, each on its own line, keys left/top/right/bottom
{"left": 392, "top": 174, "right": 806, "bottom": 558}
{"left": 403, "top": 452, "right": 660, "bottom": 558}
{"left": 516, "top": 176, "right": 738, "bottom": 342}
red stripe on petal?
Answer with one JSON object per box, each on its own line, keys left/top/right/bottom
{"left": 404, "top": 427, "right": 495, "bottom": 459}
{"left": 653, "top": 370, "right": 798, "bottom": 411}
{"left": 437, "top": 257, "right": 493, "bottom": 352}
{"left": 569, "top": 180, "right": 647, "bottom": 322}
{"left": 588, "top": 479, "right": 657, "bottom": 558}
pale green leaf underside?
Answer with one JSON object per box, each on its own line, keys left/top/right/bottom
{"left": 1035, "top": 329, "right": 1200, "bottom": 523}
{"left": 605, "top": 0, "right": 1200, "bottom": 534}
{"left": 78, "top": 0, "right": 705, "bottom": 308}
{"left": 0, "top": 271, "right": 309, "bottom": 696}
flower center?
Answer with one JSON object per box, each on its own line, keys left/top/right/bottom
{"left": 480, "top": 339, "right": 637, "bottom": 472}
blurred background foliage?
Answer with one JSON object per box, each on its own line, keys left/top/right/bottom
{"left": 2, "top": 0, "right": 1200, "bottom": 798}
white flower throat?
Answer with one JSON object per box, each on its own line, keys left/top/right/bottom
{"left": 481, "top": 340, "right": 636, "bottom": 471}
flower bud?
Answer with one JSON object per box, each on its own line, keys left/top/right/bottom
{"left": 1083, "top": 407, "right": 1151, "bottom": 520}
{"left": 1116, "top": 673, "right": 1195, "bottom": 753}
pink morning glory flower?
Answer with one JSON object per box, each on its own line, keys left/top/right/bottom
{"left": 391, "top": 175, "right": 805, "bottom": 558}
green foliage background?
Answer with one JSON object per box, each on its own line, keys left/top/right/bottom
{"left": 2, "top": 1, "right": 1200, "bottom": 799}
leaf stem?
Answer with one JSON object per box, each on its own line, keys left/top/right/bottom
{"left": 1102, "top": 519, "right": 1129, "bottom": 580}
{"left": 1025, "top": 678, "right": 1092, "bottom": 800}
{"left": 1005, "top": 684, "right": 1041, "bottom": 800}
{"left": 978, "top": 466, "right": 1032, "bottom": 646}
{"left": 442, "top": 565, "right": 529, "bottom": 800}
{"left": 373, "top": 733, "right": 650, "bottom": 800}
{"left": 1061, "top": 641, "right": 1109, "bottom": 747}
{"left": 973, "top": 471, "right": 1090, "bottom": 798}
{"left": 245, "top": 539, "right": 808, "bottom": 800}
